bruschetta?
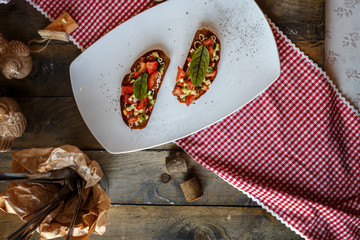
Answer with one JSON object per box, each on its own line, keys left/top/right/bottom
{"left": 172, "top": 29, "right": 221, "bottom": 106}
{"left": 120, "top": 50, "right": 170, "bottom": 129}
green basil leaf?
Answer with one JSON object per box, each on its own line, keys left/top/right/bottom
{"left": 189, "top": 44, "right": 210, "bottom": 86}
{"left": 133, "top": 73, "right": 148, "bottom": 100}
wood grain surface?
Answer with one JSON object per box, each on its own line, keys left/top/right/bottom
{"left": 0, "top": 150, "right": 258, "bottom": 206}
{"left": 0, "top": 206, "right": 302, "bottom": 240}
{"left": 0, "top": 0, "right": 324, "bottom": 239}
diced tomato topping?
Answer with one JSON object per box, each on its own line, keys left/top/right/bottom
{"left": 206, "top": 70, "right": 217, "bottom": 78}
{"left": 201, "top": 85, "right": 209, "bottom": 91}
{"left": 147, "top": 56, "right": 155, "bottom": 62}
{"left": 124, "top": 94, "right": 132, "bottom": 104}
{"left": 186, "top": 95, "right": 195, "bottom": 106}
{"left": 148, "top": 71, "right": 160, "bottom": 89}
{"left": 133, "top": 72, "right": 140, "bottom": 78}
{"left": 122, "top": 85, "right": 133, "bottom": 95}
{"left": 147, "top": 106, "right": 153, "bottom": 111}
{"left": 187, "top": 57, "right": 192, "bottom": 62}
{"left": 146, "top": 61, "right": 158, "bottom": 75}
{"left": 187, "top": 81, "right": 195, "bottom": 90}
{"left": 126, "top": 109, "right": 134, "bottom": 116}
{"left": 203, "top": 38, "right": 213, "bottom": 46}
{"left": 176, "top": 67, "right": 186, "bottom": 80}
{"left": 133, "top": 62, "right": 147, "bottom": 78}
{"left": 128, "top": 117, "right": 138, "bottom": 126}
{"left": 140, "top": 57, "right": 146, "bottom": 62}
{"left": 172, "top": 86, "right": 183, "bottom": 96}
{"left": 208, "top": 45, "right": 213, "bottom": 56}
{"left": 144, "top": 97, "right": 149, "bottom": 105}
{"left": 136, "top": 98, "right": 146, "bottom": 110}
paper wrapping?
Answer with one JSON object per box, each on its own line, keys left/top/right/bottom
{"left": 0, "top": 145, "right": 110, "bottom": 239}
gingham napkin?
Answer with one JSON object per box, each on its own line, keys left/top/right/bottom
{"left": 177, "top": 21, "right": 360, "bottom": 240}
{"left": 20, "top": 1, "right": 360, "bottom": 239}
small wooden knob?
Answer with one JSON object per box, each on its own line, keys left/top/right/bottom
{"left": 165, "top": 152, "right": 188, "bottom": 174}
{"left": 180, "top": 177, "right": 203, "bottom": 202}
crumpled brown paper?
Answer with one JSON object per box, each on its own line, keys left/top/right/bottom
{"left": 0, "top": 145, "right": 110, "bottom": 239}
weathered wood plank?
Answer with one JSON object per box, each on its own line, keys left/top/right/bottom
{"left": 0, "top": 0, "right": 54, "bottom": 42}
{"left": 294, "top": 40, "right": 324, "bottom": 68}
{"left": 0, "top": 45, "right": 81, "bottom": 98}
{"left": 0, "top": 150, "right": 258, "bottom": 206}
{"left": 3, "top": 97, "right": 182, "bottom": 150}
{"left": 89, "top": 150, "right": 258, "bottom": 206}
{"left": 255, "top": 0, "right": 325, "bottom": 41}
{"left": 11, "top": 97, "right": 100, "bottom": 149}
{"left": 0, "top": 205, "right": 302, "bottom": 240}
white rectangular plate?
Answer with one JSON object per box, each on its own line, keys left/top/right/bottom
{"left": 70, "top": 0, "right": 280, "bottom": 154}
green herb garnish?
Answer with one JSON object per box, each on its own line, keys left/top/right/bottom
{"left": 189, "top": 44, "right": 210, "bottom": 86}
{"left": 133, "top": 73, "right": 148, "bottom": 100}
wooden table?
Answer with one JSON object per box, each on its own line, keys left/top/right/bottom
{"left": 0, "top": 0, "right": 324, "bottom": 239}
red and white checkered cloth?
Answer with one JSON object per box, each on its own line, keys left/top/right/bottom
{"left": 22, "top": 1, "right": 360, "bottom": 239}
{"left": 25, "top": 0, "right": 156, "bottom": 50}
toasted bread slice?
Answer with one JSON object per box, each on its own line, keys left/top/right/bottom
{"left": 172, "top": 29, "right": 221, "bottom": 106}
{"left": 120, "top": 50, "right": 170, "bottom": 129}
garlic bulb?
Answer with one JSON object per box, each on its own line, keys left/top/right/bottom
{"left": 0, "top": 34, "right": 33, "bottom": 79}
{"left": 0, "top": 97, "right": 26, "bottom": 152}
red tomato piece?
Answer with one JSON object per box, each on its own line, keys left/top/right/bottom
{"left": 186, "top": 95, "right": 195, "bottom": 106}
{"left": 208, "top": 45, "right": 213, "bottom": 56}
{"left": 203, "top": 38, "right": 213, "bottom": 46}
{"left": 187, "top": 57, "right": 192, "bottom": 62}
{"left": 176, "top": 66, "right": 186, "bottom": 80}
{"left": 146, "top": 61, "right": 158, "bottom": 75}
{"left": 124, "top": 94, "right": 132, "bottom": 104}
{"left": 136, "top": 98, "right": 146, "bottom": 110}
{"left": 206, "top": 70, "right": 217, "bottom": 78}
{"left": 148, "top": 72, "right": 160, "bottom": 89}
{"left": 128, "top": 116, "right": 138, "bottom": 126}
{"left": 202, "top": 85, "right": 209, "bottom": 91}
{"left": 172, "top": 86, "right": 183, "bottom": 96}
{"left": 140, "top": 57, "right": 146, "bottom": 62}
{"left": 147, "top": 55, "right": 155, "bottom": 62}
{"left": 145, "top": 97, "right": 149, "bottom": 104}
{"left": 122, "top": 85, "right": 133, "bottom": 95}
{"left": 144, "top": 97, "right": 150, "bottom": 109}
{"left": 147, "top": 106, "right": 153, "bottom": 112}
{"left": 187, "top": 81, "right": 195, "bottom": 90}
{"left": 126, "top": 109, "right": 134, "bottom": 116}
{"left": 133, "top": 62, "right": 147, "bottom": 78}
